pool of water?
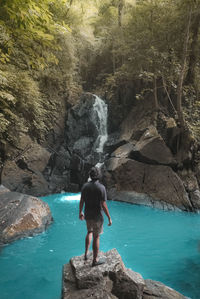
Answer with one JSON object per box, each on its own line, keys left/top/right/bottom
{"left": 0, "top": 193, "right": 200, "bottom": 299}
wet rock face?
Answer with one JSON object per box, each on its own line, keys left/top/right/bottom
{"left": 62, "top": 249, "right": 187, "bottom": 299}
{"left": 0, "top": 186, "right": 53, "bottom": 244}
{"left": 46, "top": 93, "right": 107, "bottom": 193}
{"left": 65, "top": 93, "right": 98, "bottom": 156}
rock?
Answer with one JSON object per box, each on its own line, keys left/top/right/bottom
{"left": 143, "top": 279, "right": 187, "bottom": 299}
{"left": 111, "top": 143, "right": 135, "bottom": 159}
{"left": 62, "top": 249, "right": 187, "bottom": 299}
{"left": 177, "top": 172, "right": 200, "bottom": 210}
{"left": 65, "top": 93, "right": 98, "bottom": 155}
{"left": 1, "top": 134, "right": 51, "bottom": 196}
{"left": 0, "top": 188, "right": 53, "bottom": 244}
{"left": 104, "top": 158, "right": 192, "bottom": 211}
{"left": 58, "top": 92, "right": 108, "bottom": 189}
{"left": 62, "top": 249, "right": 145, "bottom": 299}
{"left": 190, "top": 190, "right": 200, "bottom": 210}
{"left": 2, "top": 160, "right": 50, "bottom": 196}
{"left": 120, "top": 98, "right": 154, "bottom": 142}
{"left": 44, "top": 92, "right": 99, "bottom": 193}
{"left": 130, "top": 127, "right": 176, "bottom": 166}
{"left": 107, "top": 189, "right": 180, "bottom": 211}
{"left": 104, "top": 132, "right": 127, "bottom": 154}
{"left": 0, "top": 185, "right": 10, "bottom": 195}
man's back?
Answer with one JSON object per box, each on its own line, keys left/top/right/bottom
{"left": 81, "top": 180, "right": 107, "bottom": 220}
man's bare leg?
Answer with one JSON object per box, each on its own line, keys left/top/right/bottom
{"left": 85, "top": 231, "right": 92, "bottom": 260}
{"left": 92, "top": 233, "right": 100, "bottom": 263}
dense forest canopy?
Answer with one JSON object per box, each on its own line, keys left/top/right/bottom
{"left": 0, "top": 0, "right": 200, "bottom": 154}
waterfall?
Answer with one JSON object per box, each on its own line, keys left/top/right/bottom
{"left": 93, "top": 95, "right": 108, "bottom": 154}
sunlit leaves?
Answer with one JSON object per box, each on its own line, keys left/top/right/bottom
{"left": 0, "top": 0, "right": 71, "bottom": 69}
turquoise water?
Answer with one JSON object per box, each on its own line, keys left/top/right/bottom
{"left": 0, "top": 193, "right": 200, "bottom": 299}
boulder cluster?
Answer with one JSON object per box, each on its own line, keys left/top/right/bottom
{"left": 103, "top": 96, "right": 200, "bottom": 211}
{"left": 62, "top": 249, "right": 186, "bottom": 299}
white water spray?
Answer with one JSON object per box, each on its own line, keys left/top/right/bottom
{"left": 93, "top": 95, "right": 108, "bottom": 153}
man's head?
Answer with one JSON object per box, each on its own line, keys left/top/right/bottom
{"left": 89, "top": 167, "right": 100, "bottom": 180}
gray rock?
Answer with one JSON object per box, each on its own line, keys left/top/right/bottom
{"left": 104, "top": 132, "right": 127, "bottom": 154}
{"left": 107, "top": 189, "right": 181, "bottom": 211}
{"left": 131, "top": 127, "right": 176, "bottom": 166}
{"left": 111, "top": 143, "right": 135, "bottom": 159}
{"left": 62, "top": 249, "right": 187, "bottom": 299}
{"left": 62, "top": 249, "right": 145, "bottom": 299}
{"left": 1, "top": 134, "right": 51, "bottom": 196}
{"left": 65, "top": 93, "right": 98, "bottom": 155}
{"left": 143, "top": 279, "right": 187, "bottom": 299}
{"left": 104, "top": 158, "right": 192, "bottom": 211}
{"left": 190, "top": 189, "right": 200, "bottom": 210}
{"left": 0, "top": 185, "right": 10, "bottom": 195}
{"left": 0, "top": 188, "right": 53, "bottom": 244}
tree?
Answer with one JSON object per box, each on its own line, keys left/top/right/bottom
{"left": 0, "top": 0, "right": 70, "bottom": 69}
{"left": 176, "top": 5, "right": 192, "bottom": 127}
{"left": 185, "top": 8, "right": 200, "bottom": 85}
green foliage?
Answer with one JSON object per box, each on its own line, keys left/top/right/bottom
{"left": 1, "top": 0, "right": 200, "bottom": 148}
{"left": 0, "top": 65, "right": 47, "bottom": 144}
{"left": 0, "top": 0, "right": 71, "bottom": 69}
{"left": 0, "top": 0, "right": 82, "bottom": 147}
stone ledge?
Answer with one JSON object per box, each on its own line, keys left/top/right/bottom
{"left": 62, "top": 249, "right": 187, "bottom": 299}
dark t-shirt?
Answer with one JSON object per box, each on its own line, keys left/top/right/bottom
{"left": 81, "top": 180, "right": 107, "bottom": 221}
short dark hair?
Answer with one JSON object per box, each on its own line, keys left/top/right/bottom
{"left": 89, "top": 167, "right": 100, "bottom": 180}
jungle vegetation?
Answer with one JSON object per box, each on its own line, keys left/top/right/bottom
{"left": 0, "top": 0, "right": 200, "bottom": 151}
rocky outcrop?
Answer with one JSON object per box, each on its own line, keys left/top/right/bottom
{"left": 45, "top": 92, "right": 108, "bottom": 193}
{"left": 65, "top": 93, "right": 99, "bottom": 156}
{"left": 62, "top": 249, "right": 187, "bottom": 299}
{"left": 0, "top": 185, "right": 53, "bottom": 244}
{"left": 1, "top": 134, "right": 51, "bottom": 196}
{"left": 102, "top": 90, "right": 199, "bottom": 211}
{"left": 129, "top": 126, "right": 176, "bottom": 166}
{"left": 104, "top": 157, "right": 192, "bottom": 211}
{"left": 1, "top": 93, "right": 107, "bottom": 195}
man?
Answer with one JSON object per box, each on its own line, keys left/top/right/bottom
{"left": 79, "top": 167, "right": 112, "bottom": 267}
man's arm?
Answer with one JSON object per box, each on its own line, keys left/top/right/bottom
{"left": 79, "top": 196, "right": 84, "bottom": 220}
{"left": 101, "top": 201, "right": 112, "bottom": 226}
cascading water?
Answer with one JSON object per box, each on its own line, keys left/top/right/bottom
{"left": 93, "top": 95, "right": 108, "bottom": 154}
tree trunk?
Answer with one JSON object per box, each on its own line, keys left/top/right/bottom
{"left": 153, "top": 75, "right": 158, "bottom": 110}
{"left": 177, "top": 7, "right": 192, "bottom": 127}
{"left": 185, "top": 12, "right": 200, "bottom": 85}
{"left": 118, "top": 0, "right": 124, "bottom": 27}
{"left": 112, "top": 49, "right": 116, "bottom": 74}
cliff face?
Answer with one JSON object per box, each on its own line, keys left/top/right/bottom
{"left": 62, "top": 249, "right": 186, "bottom": 299}
{"left": 102, "top": 85, "right": 200, "bottom": 212}
{"left": 1, "top": 88, "right": 200, "bottom": 212}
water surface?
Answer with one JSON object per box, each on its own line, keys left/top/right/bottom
{"left": 0, "top": 193, "right": 200, "bottom": 299}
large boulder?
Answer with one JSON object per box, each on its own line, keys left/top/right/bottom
{"left": 143, "top": 280, "right": 187, "bottom": 299}
{"left": 0, "top": 186, "right": 53, "bottom": 244}
{"left": 49, "top": 92, "right": 108, "bottom": 191}
{"left": 65, "top": 92, "right": 99, "bottom": 158}
{"left": 62, "top": 249, "right": 187, "bottom": 299}
{"left": 104, "top": 158, "right": 193, "bottom": 211}
{"left": 1, "top": 134, "right": 51, "bottom": 196}
{"left": 130, "top": 126, "right": 176, "bottom": 166}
